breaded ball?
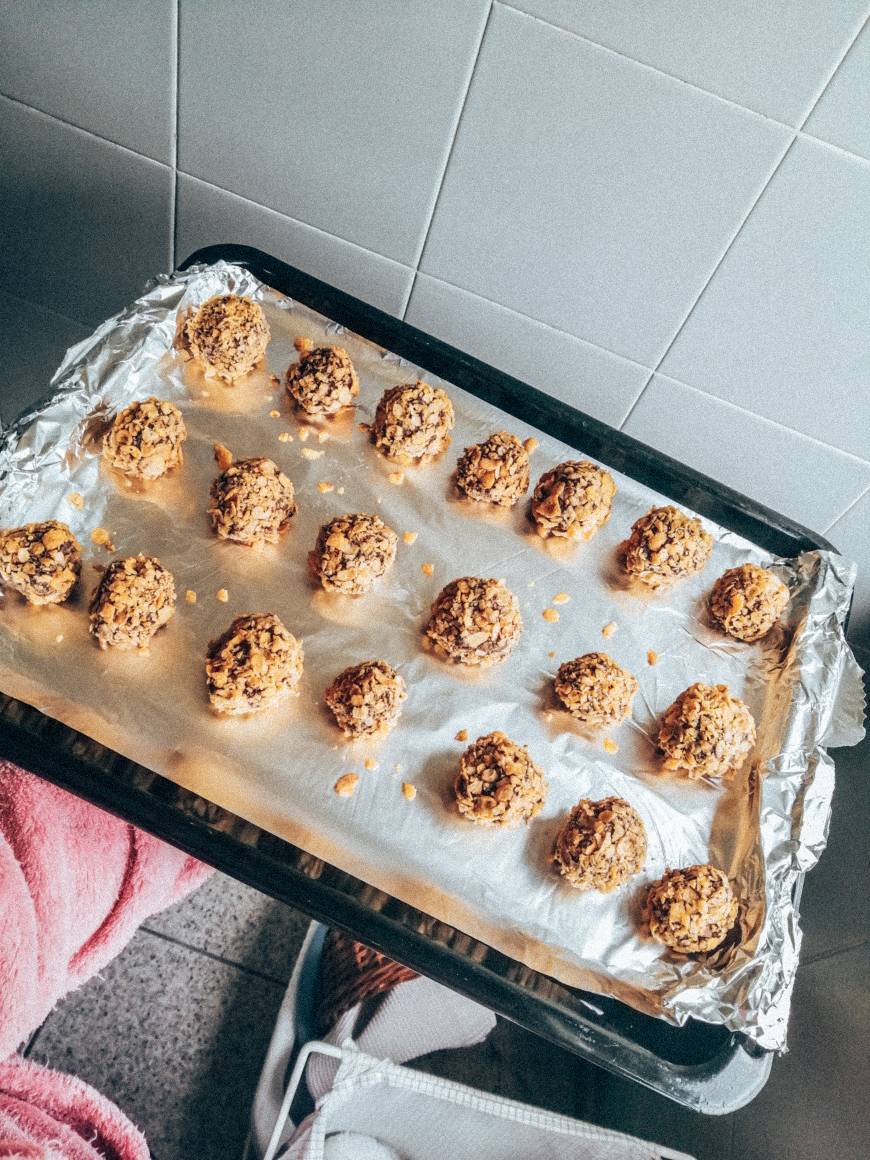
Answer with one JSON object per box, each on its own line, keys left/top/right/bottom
{"left": 709, "top": 563, "right": 789, "bottom": 642}
{"left": 324, "top": 659, "right": 406, "bottom": 737}
{"left": 206, "top": 613, "right": 303, "bottom": 715}
{"left": 371, "top": 381, "right": 454, "bottom": 462}
{"left": 624, "top": 505, "right": 712, "bottom": 587}
{"left": 89, "top": 555, "right": 175, "bottom": 650}
{"left": 645, "top": 864, "right": 738, "bottom": 953}
{"left": 285, "top": 342, "right": 359, "bottom": 415}
{"left": 658, "top": 682, "right": 756, "bottom": 779}
{"left": 103, "top": 397, "right": 186, "bottom": 481}
{"left": 454, "top": 731, "right": 546, "bottom": 825}
{"left": 425, "top": 577, "right": 521, "bottom": 667}
{"left": 531, "top": 460, "right": 616, "bottom": 539}
{"left": 0, "top": 520, "right": 81, "bottom": 605}
{"left": 553, "top": 797, "right": 647, "bottom": 892}
{"left": 554, "top": 652, "right": 638, "bottom": 727}
{"left": 456, "top": 432, "right": 529, "bottom": 507}
{"left": 310, "top": 513, "right": 397, "bottom": 595}
{"left": 183, "top": 294, "right": 270, "bottom": 381}
{"left": 208, "top": 457, "right": 296, "bottom": 545}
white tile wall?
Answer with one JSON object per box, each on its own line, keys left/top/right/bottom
{"left": 513, "top": 0, "right": 869, "bottom": 124}
{"left": 421, "top": 5, "right": 792, "bottom": 365}
{"left": 176, "top": 175, "right": 414, "bottom": 316}
{"left": 0, "top": 0, "right": 176, "bottom": 163}
{"left": 405, "top": 274, "right": 650, "bottom": 427}
{"left": 0, "top": 0, "right": 867, "bottom": 655}
{"left": 177, "top": 0, "right": 491, "bottom": 265}
{"left": 805, "top": 21, "right": 870, "bottom": 158}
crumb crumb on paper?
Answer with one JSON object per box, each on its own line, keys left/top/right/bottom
{"left": 364, "top": 757, "right": 379, "bottom": 771}
{"left": 523, "top": 437, "right": 538, "bottom": 454}
{"left": 602, "top": 621, "right": 618, "bottom": 638}
{"left": 213, "top": 442, "right": 233, "bottom": 469}
{"left": 317, "top": 481, "right": 334, "bottom": 493}
{"left": 552, "top": 592, "right": 570, "bottom": 605}
{"left": 66, "top": 492, "right": 84, "bottom": 510}
{"left": 269, "top": 409, "right": 280, "bottom": 419}
{"left": 421, "top": 562, "right": 434, "bottom": 576}
{"left": 90, "top": 527, "right": 114, "bottom": 550}
{"left": 603, "top": 738, "right": 619, "bottom": 754}
{"left": 302, "top": 447, "right": 324, "bottom": 460}
{"left": 298, "top": 427, "right": 310, "bottom": 442}
{"left": 185, "top": 590, "right": 197, "bottom": 605}
{"left": 455, "top": 728, "right": 468, "bottom": 742}
{"left": 388, "top": 470, "right": 404, "bottom": 485}
{"left": 543, "top": 608, "right": 559, "bottom": 623}
{"left": 55, "top": 633, "right": 64, "bottom": 644}
{"left": 216, "top": 588, "right": 229, "bottom": 603}
{"left": 402, "top": 782, "right": 417, "bottom": 801}
{"left": 647, "top": 650, "right": 658, "bottom": 666}
{"left": 334, "top": 772, "right": 359, "bottom": 798}
{"left": 278, "top": 431, "right": 292, "bottom": 443}
{"left": 403, "top": 531, "right": 418, "bottom": 545}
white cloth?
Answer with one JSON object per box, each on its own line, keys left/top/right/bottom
{"left": 306, "top": 975, "right": 496, "bottom": 1100}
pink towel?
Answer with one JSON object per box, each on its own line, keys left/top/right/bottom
{"left": 0, "top": 761, "right": 212, "bottom": 1062}
{"left": 0, "top": 1055, "right": 148, "bottom": 1159}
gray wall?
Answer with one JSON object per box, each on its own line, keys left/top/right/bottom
{"left": 1, "top": 1, "right": 868, "bottom": 648}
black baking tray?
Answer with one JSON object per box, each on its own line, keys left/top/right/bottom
{"left": 0, "top": 244, "right": 838, "bottom": 1114}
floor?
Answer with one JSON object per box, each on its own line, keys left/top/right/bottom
{"left": 4, "top": 292, "right": 869, "bottom": 1160}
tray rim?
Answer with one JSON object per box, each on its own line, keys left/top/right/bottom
{"left": 6, "top": 242, "right": 838, "bottom": 1112}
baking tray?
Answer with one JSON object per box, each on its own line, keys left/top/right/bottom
{"left": 0, "top": 243, "right": 842, "bottom": 1112}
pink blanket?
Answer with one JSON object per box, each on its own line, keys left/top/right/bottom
{"left": 0, "top": 1056, "right": 148, "bottom": 1160}
{"left": 0, "top": 760, "right": 214, "bottom": 1155}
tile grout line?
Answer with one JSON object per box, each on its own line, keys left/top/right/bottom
{"left": 178, "top": 170, "right": 413, "bottom": 274}
{"left": 801, "top": 937, "right": 869, "bottom": 967}
{"left": 139, "top": 924, "right": 290, "bottom": 988}
{"left": 500, "top": 0, "right": 870, "bottom": 144}
{"left": 169, "top": 0, "right": 180, "bottom": 272}
{"left": 0, "top": 285, "right": 88, "bottom": 332}
{"left": 617, "top": 133, "right": 798, "bottom": 432}
{"left": 410, "top": 0, "right": 495, "bottom": 280}
{"left": 0, "top": 90, "right": 172, "bottom": 170}
{"left": 823, "top": 485, "right": 870, "bottom": 535}
{"left": 625, "top": 367, "right": 870, "bottom": 467}
{"left": 619, "top": 9, "right": 870, "bottom": 435}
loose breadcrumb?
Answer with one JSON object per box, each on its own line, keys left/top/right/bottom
{"left": 185, "top": 590, "right": 197, "bottom": 605}
{"left": 403, "top": 531, "right": 418, "bottom": 545}
{"left": 269, "top": 409, "right": 280, "bottom": 419}
{"left": 90, "top": 528, "right": 114, "bottom": 550}
{"left": 543, "top": 608, "right": 560, "bottom": 623}
{"left": 455, "top": 728, "right": 468, "bottom": 742}
{"left": 269, "top": 375, "right": 281, "bottom": 387}
{"left": 216, "top": 588, "right": 229, "bottom": 603}
{"left": 298, "top": 427, "right": 310, "bottom": 441}
{"left": 603, "top": 738, "right": 619, "bottom": 754}
{"left": 66, "top": 492, "right": 84, "bottom": 510}
{"left": 318, "top": 431, "right": 330, "bottom": 443}
{"left": 552, "top": 592, "right": 570, "bottom": 604}
{"left": 337, "top": 487, "right": 345, "bottom": 496}
{"left": 278, "top": 431, "right": 292, "bottom": 443}
{"left": 317, "top": 481, "right": 334, "bottom": 493}
{"left": 364, "top": 757, "right": 379, "bottom": 771}
{"left": 602, "top": 621, "right": 618, "bottom": 638}
{"left": 301, "top": 447, "right": 323, "bottom": 460}
{"left": 647, "top": 650, "right": 658, "bottom": 666}
{"left": 388, "top": 470, "right": 404, "bottom": 485}
{"left": 334, "top": 773, "right": 359, "bottom": 798}
{"left": 402, "top": 782, "right": 417, "bottom": 801}
{"left": 421, "top": 562, "right": 434, "bottom": 576}
{"left": 55, "top": 633, "right": 64, "bottom": 643}
{"left": 548, "top": 650, "right": 556, "bottom": 658}
{"left": 213, "top": 442, "right": 233, "bottom": 470}
{"left": 523, "top": 437, "right": 539, "bottom": 454}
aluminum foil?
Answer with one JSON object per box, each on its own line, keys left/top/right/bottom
{"left": 0, "top": 262, "right": 864, "bottom": 1051}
